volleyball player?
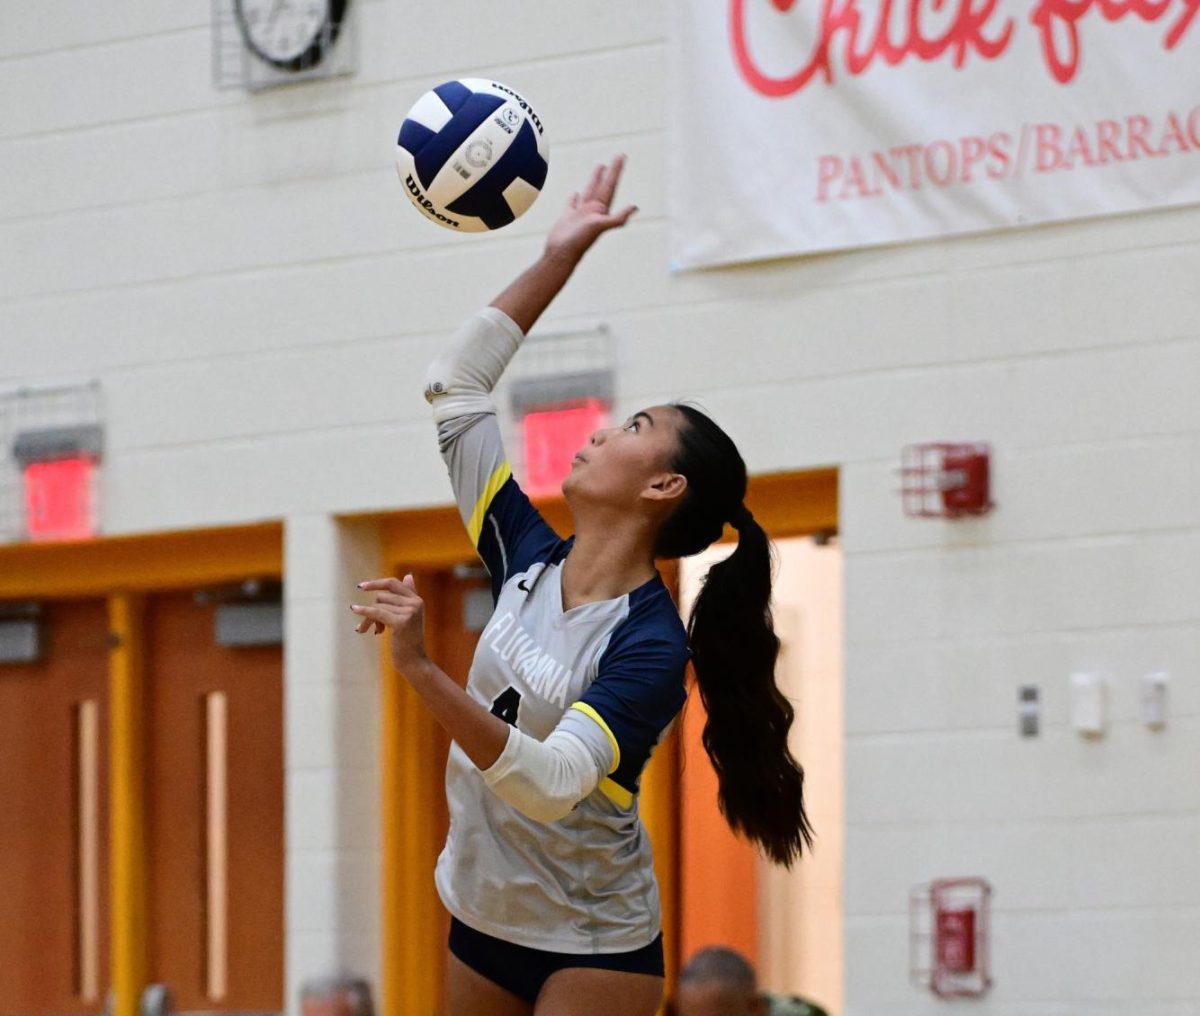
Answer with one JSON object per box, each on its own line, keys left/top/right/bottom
{"left": 352, "top": 156, "right": 813, "bottom": 1016}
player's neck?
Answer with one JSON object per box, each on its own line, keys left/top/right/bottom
{"left": 561, "top": 523, "right": 657, "bottom": 610}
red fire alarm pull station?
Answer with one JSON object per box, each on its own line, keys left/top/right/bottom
{"left": 899, "top": 443, "right": 993, "bottom": 519}
{"left": 910, "top": 878, "right": 992, "bottom": 998}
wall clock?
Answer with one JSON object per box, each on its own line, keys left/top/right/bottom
{"left": 233, "top": 0, "right": 348, "bottom": 72}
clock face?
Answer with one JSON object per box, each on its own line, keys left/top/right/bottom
{"left": 234, "top": 0, "right": 343, "bottom": 71}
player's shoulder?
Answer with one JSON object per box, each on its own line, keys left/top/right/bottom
{"left": 604, "top": 575, "right": 689, "bottom": 666}
{"left": 583, "top": 574, "right": 689, "bottom": 742}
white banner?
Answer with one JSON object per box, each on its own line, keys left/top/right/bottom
{"left": 669, "top": 1, "right": 1200, "bottom": 268}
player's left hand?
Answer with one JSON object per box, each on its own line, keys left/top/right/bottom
{"left": 351, "top": 575, "right": 428, "bottom": 674}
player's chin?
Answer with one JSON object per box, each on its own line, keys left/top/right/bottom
{"left": 560, "top": 467, "right": 595, "bottom": 505}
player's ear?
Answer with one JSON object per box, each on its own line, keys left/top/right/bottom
{"left": 642, "top": 471, "right": 687, "bottom": 504}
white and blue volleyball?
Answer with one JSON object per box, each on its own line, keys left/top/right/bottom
{"left": 396, "top": 79, "right": 549, "bottom": 233}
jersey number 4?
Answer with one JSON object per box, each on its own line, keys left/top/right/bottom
{"left": 489, "top": 686, "right": 522, "bottom": 726}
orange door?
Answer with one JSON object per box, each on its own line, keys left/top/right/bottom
{"left": 143, "top": 592, "right": 283, "bottom": 1012}
{"left": 0, "top": 600, "right": 111, "bottom": 1015}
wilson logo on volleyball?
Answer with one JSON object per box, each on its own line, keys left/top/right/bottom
{"left": 405, "top": 174, "right": 461, "bottom": 228}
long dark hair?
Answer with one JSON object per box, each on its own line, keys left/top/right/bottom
{"left": 655, "top": 403, "right": 814, "bottom": 867}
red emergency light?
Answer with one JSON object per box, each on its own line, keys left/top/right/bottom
{"left": 23, "top": 456, "right": 97, "bottom": 541}
{"left": 522, "top": 399, "right": 609, "bottom": 498}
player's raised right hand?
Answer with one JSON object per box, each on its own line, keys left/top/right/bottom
{"left": 544, "top": 155, "right": 637, "bottom": 264}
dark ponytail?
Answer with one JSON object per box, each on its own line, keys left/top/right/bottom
{"left": 656, "top": 403, "right": 814, "bottom": 867}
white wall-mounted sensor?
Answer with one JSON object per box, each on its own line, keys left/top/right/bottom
{"left": 1070, "top": 672, "right": 1107, "bottom": 736}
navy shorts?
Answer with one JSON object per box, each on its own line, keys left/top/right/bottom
{"left": 448, "top": 917, "right": 664, "bottom": 1004}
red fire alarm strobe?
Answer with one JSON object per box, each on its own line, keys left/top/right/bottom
{"left": 910, "top": 877, "right": 992, "bottom": 998}
{"left": 900, "top": 442, "right": 993, "bottom": 519}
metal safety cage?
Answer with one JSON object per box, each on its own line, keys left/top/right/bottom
{"left": 211, "top": 0, "right": 359, "bottom": 92}
{"left": 898, "top": 441, "right": 993, "bottom": 519}
{"left": 909, "top": 877, "right": 993, "bottom": 998}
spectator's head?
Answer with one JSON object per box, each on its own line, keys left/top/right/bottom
{"left": 673, "top": 947, "right": 768, "bottom": 1016}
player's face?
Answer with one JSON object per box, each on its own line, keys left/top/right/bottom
{"left": 563, "top": 404, "right": 686, "bottom": 510}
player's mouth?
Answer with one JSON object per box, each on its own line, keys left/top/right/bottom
{"left": 572, "top": 452, "right": 586, "bottom": 465}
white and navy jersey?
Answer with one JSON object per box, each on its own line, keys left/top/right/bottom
{"left": 432, "top": 311, "right": 689, "bottom": 954}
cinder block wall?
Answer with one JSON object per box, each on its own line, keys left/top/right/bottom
{"left": 4, "top": 3, "right": 1200, "bottom": 1013}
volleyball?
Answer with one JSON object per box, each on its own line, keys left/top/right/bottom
{"left": 396, "top": 79, "right": 549, "bottom": 233}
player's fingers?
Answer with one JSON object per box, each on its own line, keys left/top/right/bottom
{"left": 582, "top": 162, "right": 605, "bottom": 203}
{"left": 609, "top": 204, "right": 638, "bottom": 228}
{"left": 350, "top": 603, "right": 400, "bottom": 625}
{"left": 357, "top": 577, "right": 404, "bottom": 593}
{"left": 387, "top": 580, "right": 420, "bottom": 602}
{"left": 568, "top": 191, "right": 580, "bottom": 209}
{"left": 597, "top": 154, "right": 626, "bottom": 207}
{"left": 356, "top": 602, "right": 418, "bottom": 625}
{"left": 358, "top": 577, "right": 419, "bottom": 599}
{"left": 594, "top": 206, "right": 637, "bottom": 235}
{"left": 353, "top": 616, "right": 387, "bottom": 635}
{"left": 372, "top": 590, "right": 420, "bottom": 607}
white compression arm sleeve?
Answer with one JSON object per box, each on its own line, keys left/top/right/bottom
{"left": 423, "top": 307, "right": 525, "bottom": 424}
{"left": 481, "top": 710, "right": 616, "bottom": 823}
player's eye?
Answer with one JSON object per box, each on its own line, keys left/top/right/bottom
{"left": 623, "top": 419, "right": 639, "bottom": 433}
